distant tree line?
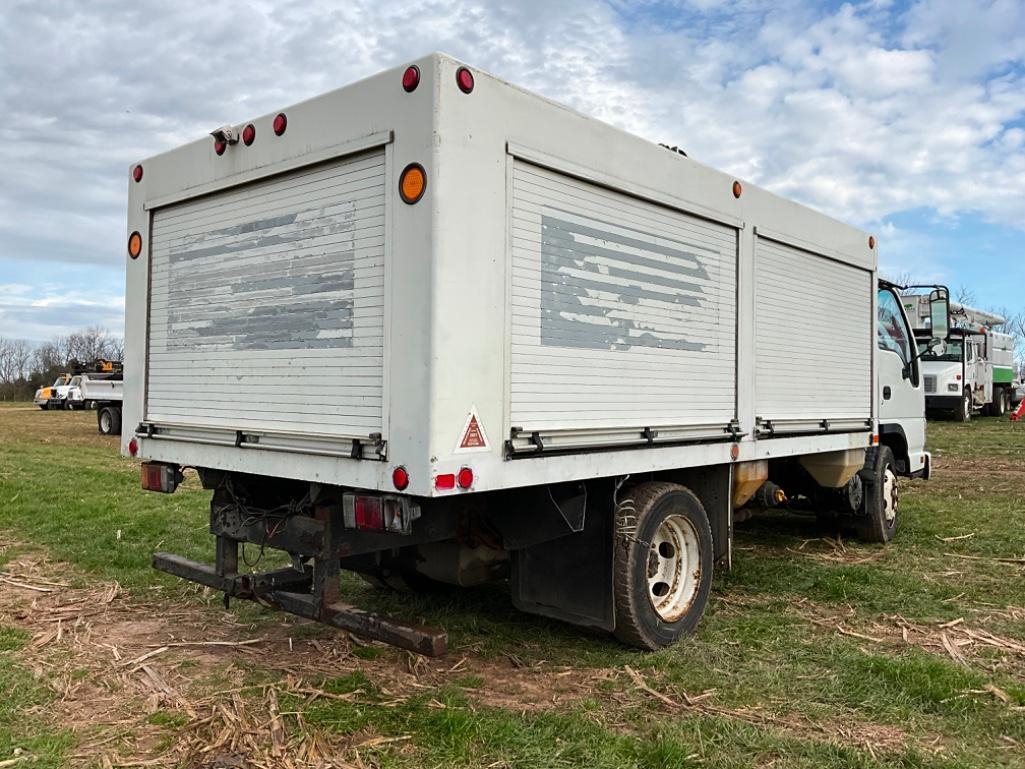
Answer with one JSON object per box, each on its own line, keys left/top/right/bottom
{"left": 0, "top": 327, "right": 124, "bottom": 401}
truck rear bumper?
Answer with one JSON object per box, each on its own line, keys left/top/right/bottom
{"left": 153, "top": 551, "right": 447, "bottom": 656}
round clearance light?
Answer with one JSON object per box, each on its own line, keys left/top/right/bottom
{"left": 272, "top": 113, "right": 287, "bottom": 136}
{"left": 456, "top": 467, "right": 474, "bottom": 490}
{"left": 456, "top": 66, "right": 474, "bottom": 94}
{"left": 402, "top": 65, "right": 421, "bottom": 92}
{"left": 732, "top": 180, "right": 742, "bottom": 199}
{"left": 868, "top": 235, "right": 876, "bottom": 249}
{"left": 128, "top": 231, "right": 143, "bottom": 259}
{"left": 128, "top": 438, "right": 138, "bottom": 457}
{"left": 392, "top": 466, "right": 410, "bottom": 491}
{"left": 214, "top": 138, "right": 227, "bottom": 155}
{"left": 132, "top": 164, "right": 144, "bottom": 183}
{"left": 242, "top": 123, "right": 256, "bottom": 146}
{"left": 399, "top": 163, "right": 427, "bottom": 204}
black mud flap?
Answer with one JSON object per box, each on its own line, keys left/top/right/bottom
{"left": 508, "top": 483, "right": 615, "bottom": 631}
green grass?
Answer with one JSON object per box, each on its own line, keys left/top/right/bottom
{"left": 1, "top": 408, "right": 1024, "bottom": 767}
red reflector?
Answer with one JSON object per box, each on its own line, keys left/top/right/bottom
{"left": 402, "top": 65, "right": 420, "bottom": 92}
{"left": 435, "top": 473, "right": 456, "bottom": 490}
{"left": 457, "top": 467, "right": 474, "bottom": 489}
{"left": 273, "top": 113, "right": 287, "bottom": 136}
{"left": 392, "top": 466, "right": 410, "bottom": 491}
{"left": 214, "top": 138, "right": 227, "bottom": 155}
{"left": 242, "top": 124, "right": 256, "bottom": 146}
{"left": 354, "top": 496, "right": 384, "bottom": 530}
{"left": 456, "top": 67, "right": 474, "bottom": 93}
{"left": 128, "top": 438, "right": 139, "bottom": 456}
{"left": 132, "top": 164, "right": 143, "bottom": 182}
{"left": 956, "top": 374, "right": 962, "bottom": 380}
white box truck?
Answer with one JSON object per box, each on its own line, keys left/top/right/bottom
{"left": 903, "top": 294, "right": 1016, "bottom": 419}
{"left": 123, "top": 54, "right": 938, "bottom": 654}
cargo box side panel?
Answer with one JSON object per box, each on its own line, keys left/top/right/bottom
{"left": 753, "top": 237, "right": 871, "bottom": 426}
{"left": 510, "top": 161, "right": 738, "bottom": 434}
{"left": 146, "top": 150, "right": 386, "bottom": 437}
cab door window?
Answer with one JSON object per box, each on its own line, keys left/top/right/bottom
{"left": 878, "top": 289, "right": 917, "bottom": 385}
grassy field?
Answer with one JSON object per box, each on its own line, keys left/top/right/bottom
{"left": 0, "top": 404, "right": 1023, "bottom": 768}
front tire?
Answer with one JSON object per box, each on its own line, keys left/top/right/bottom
{"left": 856, "top": 446, "right": 898, "bottom": 543}
{"left": 955, "top": 389, "right": 972, "bottom": 422}
{"left": 613, "top": 482, "right": 713, "bottom": 650}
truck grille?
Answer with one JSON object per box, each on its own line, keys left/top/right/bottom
{"left": 924, "top": 375, "right": 936, "bottom": 393}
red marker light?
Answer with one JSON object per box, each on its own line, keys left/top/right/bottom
{"left": 456, "top": 67, "right": 474, "bottom": 93}
{"left": 273, "top": 113, "right": 287, "bottom": 136}
{"left": 457, "top": 467, "right": 474, "bottom": 489}
{"left": 402, "top": 65, "right": 420, "bottom": 92}
{"left": 392, "top": 466, "right": 410, "bottom": 491}
{"left": 128, "top": 438, "right": 138, "bottom": 456}
{"left": 214, "top": 138, "right": 227, "bottom": 155}
{"left": 242, "top": 124, "right": 256, "bottom": 146}
{"left": 132, "top": 165, "right": 143, "bottom": 183}
{"left": 435, "top": 473, "right": 456, "bottom": 490}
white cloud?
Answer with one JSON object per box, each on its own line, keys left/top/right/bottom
{"left": 0, "top": 0, "right": 1024, "bottom": 339}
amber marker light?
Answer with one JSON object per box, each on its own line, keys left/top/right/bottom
{"left": 732, "top": 181, "right": 742, "bottom": 198}
{"left": 399, "top": 163, "right": 427, "bottom": 204}
{"left": 128, "top": 231, "right": 143, "bottom": 259}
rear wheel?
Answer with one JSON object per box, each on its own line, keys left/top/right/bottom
{"left": 613, "top": 481, "right": 713, "bottom": 650}
{"left": 990, "top": 388, "right": 1007, "bottom": 417}
{"left": 97, "top": 406, "right": 121, "bottom": 436}
{"left": 856, "top": 446, "right": 898, "bottom": 543}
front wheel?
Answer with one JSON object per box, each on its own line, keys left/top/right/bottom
{"left": 955, "top": 389, "right": 972, "bottom": 422}
{"left": 856, "top": 446, "right": 898, "bottom": 543}
{"left": 613, "top": 482, "right": 713, "bottom": 650}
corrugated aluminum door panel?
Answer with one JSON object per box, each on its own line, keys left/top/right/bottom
{"left": 146, "top": 150, "right": 386, "bottom": 436}
{"left": 510, "top": 161, "right": 738, "bottom": 432}
{"left": 753, "top": 237, "right": 872, "bottom": 424}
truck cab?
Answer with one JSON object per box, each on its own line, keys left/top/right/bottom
{"left": 877, "top": 282, "right": 930, "bottom": 478}
{"left": 33, "top": 374, "right": 72, "bottom": 410}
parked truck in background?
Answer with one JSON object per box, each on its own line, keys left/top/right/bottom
{"left": 902, "top": 294, "right": 1016, "bottom": 420}
{"left": 123, "top": 54, "right": 940, "bottom": 655}
{"left": 33, "top": 374, "right": 72, "bottom": 410}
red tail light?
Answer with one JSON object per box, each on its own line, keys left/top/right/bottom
{"left": 242, "top": 124, "right": 256, "bottom": 146}
{"left": 435, "top": 473, "right": 456, "bottom": 490}
{"left": 132, "top": 165, "right": 143, "bottom": 182}
{"left": 402, "top": 65, "right": 420, "bottom": 92}
{"left": 214, "top": 138, "right": 227, "bottom": 155}
{"left": 392, "top": 466, "right": 410, "bottom": 491}
{"left": 456, "top": 67, "right": 474, "bottom": 94}
{"left": 273, "top": 113, "right": 287, "bottom": 135}
{"left": 457, "top": 467, "right": 474, "bottom": 489}
{"left": 141, "top": 462, "right": 181, "bottom": 494}
{"left": 354, "top": 496, "right": 384, "bottom": 530}
{"left": 128, "top": 437, "right": 139, "bottom": 456}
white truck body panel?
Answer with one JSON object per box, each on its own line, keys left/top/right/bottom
{"left": 146, "top": 151, "right": 387, "bottom": 436}
{"left": 124, "top": 53, "right": 880, "bottom": 497}
{"left": 80, "top": 373, "right": 123, "bottom": 403}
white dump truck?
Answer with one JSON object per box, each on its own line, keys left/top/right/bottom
{"left": 903, "top": 294, "right": 1016, "bottom": 419}
{"left": 80, "top": 372, "right": 124, "bottom": 434}
{"left": 123, "top": 54, "right": 939, "bottom": 654}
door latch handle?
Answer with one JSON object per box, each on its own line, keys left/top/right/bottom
{"left": 883, "top": 386, "right": 892, "bottom": 400}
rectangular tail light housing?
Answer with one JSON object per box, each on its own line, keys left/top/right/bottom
{"left": 342, "top": 493, "right": 421, "bottom": 535}
{"left": 141, "top": 462, "right": 183, "bottom": 493}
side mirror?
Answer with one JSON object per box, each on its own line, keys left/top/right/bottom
{"left": 929, "top": 288, "right": 950, "bottom": 339}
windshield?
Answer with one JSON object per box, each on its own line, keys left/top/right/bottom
{"left": 52, "top": 377, "right": 65, "bottom": 387}
{"left": 919, "top": 338, "right": 963, "bottom": 363}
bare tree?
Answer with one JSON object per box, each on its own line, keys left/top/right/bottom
{"left": 955, "top": 284, "right": 977, "bottom": 306}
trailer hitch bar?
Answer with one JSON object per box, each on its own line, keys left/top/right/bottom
{"left": 153, "top": 552, "right": 448, "bottom": 657}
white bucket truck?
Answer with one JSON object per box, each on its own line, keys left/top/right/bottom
{"left": 122, "top": 55, "right": 937, "bottom": 654}
{"left": 903, "top": 294, "right": 1016, "bottom": 419}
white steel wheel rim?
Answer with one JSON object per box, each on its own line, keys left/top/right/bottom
{"left": 100, "top": 411, "right": 111, "bottom": 432}
{"left": 882, "top": 467, "right": 898, "bottom": 527}
{"left": 646, "top": 514, "right": 701, "bottom": 622}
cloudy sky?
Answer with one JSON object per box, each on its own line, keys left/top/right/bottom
{"left": 1, "top": 0, "right": 1024, "bottom": 343}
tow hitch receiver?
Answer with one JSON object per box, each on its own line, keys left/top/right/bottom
{"left": 153, "top": 550, "right": 447, "bottom": 656}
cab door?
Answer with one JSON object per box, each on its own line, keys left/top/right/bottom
{"left": 877, "top": 287, "right": 927, "bottom": 476}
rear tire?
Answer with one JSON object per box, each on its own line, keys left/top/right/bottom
{"left": 990, "top": 388, "right": 1007, "bottom": 417}
{"left": 613, "top": 481, "right": 713, "bottom": 650}
{"left": 98, "top": 407, "right": 122, "bottom": 436}
{"left": 856, "top": 446, "right": 898, "bottom": 543}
